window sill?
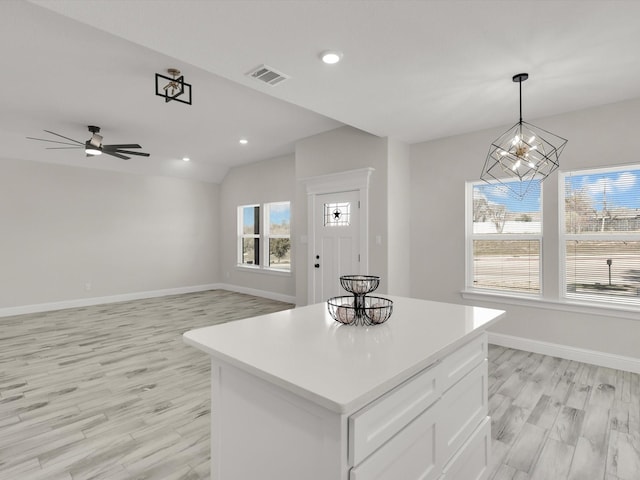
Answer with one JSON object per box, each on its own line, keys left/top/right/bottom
{"left": 236, "top": 265, "right": 292, "bottom": 277}
{"left": 461, "top": 289, "right": 640, "bottom": 321}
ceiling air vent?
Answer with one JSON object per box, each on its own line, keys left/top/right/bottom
{"left": 246, "top": 64, "right": 290, "bottom": 86}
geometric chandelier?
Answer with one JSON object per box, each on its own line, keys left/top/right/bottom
{"left": 481, "top": 73, "right": 568, "bottom": 199}
{"left": 155, "top": 68, "right": 192, "bottom": 105}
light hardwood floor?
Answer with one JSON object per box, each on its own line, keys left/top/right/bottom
{"left": 1, "top": 291, "right": 638, "bottom": 479}
{"left": 0, "top": 290, "right": 294, "bottom": 480}
{"left": 488, "top": 345, "right": 640, "bottom": 480}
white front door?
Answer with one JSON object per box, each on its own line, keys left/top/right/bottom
{"left": 312, "top": 190, "right": 360, "bottom": 302}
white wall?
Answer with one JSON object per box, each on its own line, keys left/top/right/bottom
{"left": 387, "top": 138, "right": 411, "bottom": 296}
{"left": 0, "top": 157, "right": 219, "bottom": 309}
{"left": 219, "top": 154, "right": 296, "bottom": 299}
{"left": 294, "top": 126, "right": 389, "bottom": 305}
{"left": 410, "top": 98, "right": 640, "bottom": 359}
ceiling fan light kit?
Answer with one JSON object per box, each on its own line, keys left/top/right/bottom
{"left": 85, "top": 146, "right": 102, "bottom": 155}
{"left": 481, "top": 73, "right": 568, "bottom": 199}
{"left": 85, "top": 125, "right": 103, "bottom": 155}
{"left": 155, "top": 68, "right": 192, "bottom": 105}
{"left": 27, "top": 125, "right": 150, "bottom": 160}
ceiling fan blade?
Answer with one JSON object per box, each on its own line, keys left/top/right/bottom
{"left": 43, "top": 130, "right": 83, "bottom": 145}
{"left": 113, "top": 150, "right": 150, "bottom": 157}
{"left": 45, "top": 147, "right": 84, "bottom": 150}
{"left": 102, "top": 150, "right": 130, "bottom": 160}
{"left": 103, "top": 144, "right": 142, "bottom": 149}
{"left": 26, "top": 137, "right": 81, "bottom": 146}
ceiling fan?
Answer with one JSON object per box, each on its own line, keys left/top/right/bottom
{"left": 27, "top": 125, "right": 150, "bottom": 160}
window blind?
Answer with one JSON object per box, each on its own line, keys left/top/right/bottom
{"left": 470, "top": 180, "right": 542, "bottom": 294}
{"left": 562, "top": 166, "right": 640, "bottom": 306}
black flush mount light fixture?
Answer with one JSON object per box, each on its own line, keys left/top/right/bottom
{"left": 481, "top": 73, "right": 567, "bottom": 199}
{"left": 155, "top": 68, "right": 192, "bottom": 105}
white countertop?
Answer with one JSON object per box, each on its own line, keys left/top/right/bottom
{"left": 183, "top": 296, "right": 505, "bottom": 413}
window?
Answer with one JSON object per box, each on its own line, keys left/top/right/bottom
{"left": 324, "top": 202, "right": 351, "bottom": 226}
{"left": 238, "top": 202, "right": 291, "bottom": 272}
{"left": 467, "top": 180, "right": 542, "bottom": 295}
{"left": 561, "top": 165, "right": 640, "bottom": 307}
{"left": 266, "top": 202, "right": 291, "bottom": 270}
{"left": 240, "top": 205, "right": 260, "bottom": 266}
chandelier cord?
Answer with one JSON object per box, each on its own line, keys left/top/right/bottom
{"left": 519, "top": 78, "right": 523, "bottom": 123}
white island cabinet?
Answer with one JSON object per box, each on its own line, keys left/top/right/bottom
{"left": 183, "top": 296, "right": 505, "bottom": 480}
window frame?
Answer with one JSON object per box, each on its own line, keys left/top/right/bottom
{"left": 238, "top": 204, "right": 261, "bottom": 268}
{"left": 465, "top": 179, "right": 543, "bottom": 297}
{"left": 559, "top": 164, "right": 640, "bottom": 308}
{"left": 237, "top": 201, "right": 291, "bottom": 273}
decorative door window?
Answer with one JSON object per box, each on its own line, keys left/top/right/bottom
{"left": 324, "top": 202, "right": 351, "bottom": 226}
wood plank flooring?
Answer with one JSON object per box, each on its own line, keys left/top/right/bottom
{"left": 0, "top": 290, "right": 294, "bottom": 480}
{"left": 488, "top": 345, "right": 640, "bottom": 480}
{"left": 1, "top": 291, "right": 638, "bottom": 479}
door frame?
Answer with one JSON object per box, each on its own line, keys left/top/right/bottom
{"left": 301, "top": 167, "right": 374, "bottom": 304}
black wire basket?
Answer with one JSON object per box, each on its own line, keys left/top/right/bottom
{"left": 327, "top": 275, "right": 393, "bottom": 326}
{"left": 339, "top": 275, "right": 380, "bottom": 295}
{"left": 327, "top": 295, "right": 393, "bottom": 326}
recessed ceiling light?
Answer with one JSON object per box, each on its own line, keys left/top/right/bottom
{"left": 239, "top": 139, "right": 248, "bottom": 145}
{"left": 321, "top": 51, "right": 343, "bottom": 64}
{"left": 182, "top": 157, "right": 190, "bottom": 162}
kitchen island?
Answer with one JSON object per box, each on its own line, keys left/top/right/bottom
{"left": 183, "top": 296, "right": 505, "bottom": 480}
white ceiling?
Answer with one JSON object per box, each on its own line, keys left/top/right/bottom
{"left": 4, "top": 0, "right": 640, "bottom": 183}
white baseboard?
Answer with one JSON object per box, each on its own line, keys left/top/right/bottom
{"left": 0, "top": 283, "right": 224, "bottom": 318}
{"left": 488, "top": 332, "right": 640, "bottom": 374}
{"left": 0, "top": 283, "right": 295, "bottom": 318}
{"left": 217, "top": 283, "right": 296, "bottom": 305}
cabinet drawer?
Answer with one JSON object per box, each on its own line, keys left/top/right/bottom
{"left": 349, "top": 363, "right": 440, "bottom": 466}
{"left": 440, "top": 334, "right": 486, "bottom": 393}
{"left": 439, "top": 359, "right": 488, "bottom": 465}
{"left": 349, "top": 401, "right": 440, "bottom": 480}
{"left": 441, "top": 416, "right": 491, "bottom": 480}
